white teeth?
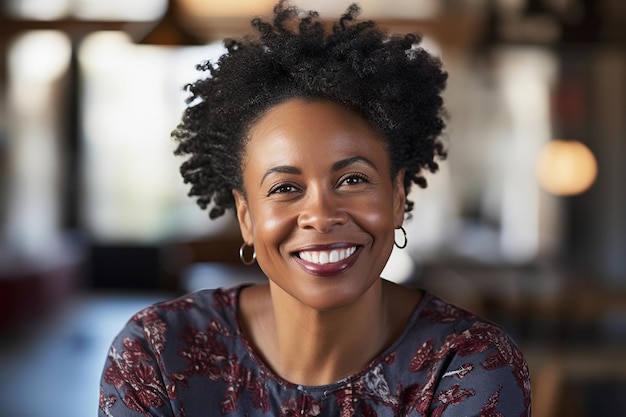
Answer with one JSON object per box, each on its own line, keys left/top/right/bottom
{"left": 298, "top": 247, "right": 356, "bottom": 265}
{"left": 319, "top": 252, "right": 329, "bottom": 264}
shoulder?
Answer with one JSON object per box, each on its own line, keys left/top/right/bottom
{"left": 428, "top": 293, "right": 522, "bottom": 347}
{"left": 104, "top": 286, "right": 247, "bottom": 380}
{"left": 131, "top": 286, "right": 239, "bottom": 324}
{"left": 116, "top": 286, "right": 244, "bottom": 350}
{"left": 406, "top": 292, "right": 531, "bottom": 415}
{"left": 413, "top": 292, "right": 527, "bottom": 370}
{"left": 419, "top": 292, "right": 479, "bottom": 326}
{"left": 417, "top": 292, "right": 507, "bottom": 345}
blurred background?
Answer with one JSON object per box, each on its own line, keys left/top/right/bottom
{"left": 0, "top": 0, "right": 625, "bottom": 416}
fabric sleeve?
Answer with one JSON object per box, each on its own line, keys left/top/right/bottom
{"left": 430, "top": 323, "right": 532, "bottom": 417}
{"left": 98, "top": 312, "right": 175, "bottom": 417}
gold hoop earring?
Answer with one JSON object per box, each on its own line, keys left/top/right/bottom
{"left": 394, "top": 226, "right": 407, "bottom": 249}
{"left": 239, "top": 243, "right": 256, "bottom": 266}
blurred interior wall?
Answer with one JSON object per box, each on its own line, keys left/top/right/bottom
{"left": 561, "top": 46, "right": 626, "bottom": 284}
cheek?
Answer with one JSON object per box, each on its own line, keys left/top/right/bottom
{"left": 252, "top": 205, "right": 295, "bottom": 249}
{"left": 260, "top": 220, "right": 289, "bottom": 246}
{"left": 252, "top": 207, "right": 296, "bottom": 278}
{"left": 356, "top": 199, "right": 396, "bottom": 238}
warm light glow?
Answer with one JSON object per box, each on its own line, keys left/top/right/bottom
{"left": 180, "top": 0, "right": 276, "bottom": 18}
{"left": 180, "top": 0, "right": 440, "bottom": 19}
{"left": 536, "top": 140, "right": 598, "bottom": 196}
{"left": 295, "top": 0, "right": 440, "bottom": 18}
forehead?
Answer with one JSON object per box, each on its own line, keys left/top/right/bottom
{"left": 243, "top": 99, "right": 388, "bottom": 165}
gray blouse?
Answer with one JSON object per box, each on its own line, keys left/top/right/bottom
{"left": 99, "top": 286, "right": 531, "bottom": 416}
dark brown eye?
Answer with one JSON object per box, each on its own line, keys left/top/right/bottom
{"left": 341, "top": 174, "right": 369, "bottom": 186}
{"left": 268, "top": 183, "right": 299, "bottom": 195}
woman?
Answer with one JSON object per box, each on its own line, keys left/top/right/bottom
{"left": 99, "top": 2, "right": 531, "bottom": 416}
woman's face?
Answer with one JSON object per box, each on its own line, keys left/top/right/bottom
{"left": 233, "top": 99, "right": 406, "bottom": 311}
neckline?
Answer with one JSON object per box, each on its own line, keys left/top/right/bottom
{"left": 231, "top": 284, "right": 431, "bottom": 392}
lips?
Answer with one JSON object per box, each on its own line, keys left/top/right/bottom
{"left": 293, "top": 245, "right": 360, "bottom": 276}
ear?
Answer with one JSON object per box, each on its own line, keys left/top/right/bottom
{"left": 233, "top": 189, "right": 253, "bottom": 244}
{"left": 393, "top": 169, "right": 407, "bottom": 227}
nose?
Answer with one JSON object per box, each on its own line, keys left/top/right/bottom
{"left": 297, "top": 188, "right": 347, "bottom": 232}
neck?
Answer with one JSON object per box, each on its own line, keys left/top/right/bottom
{"left": 266, "top": 279, "right": 390, "bottom": 386}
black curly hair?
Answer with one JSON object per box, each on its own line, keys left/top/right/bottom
{"left": 172, "top": 0, "right": 447, "bottom": 219}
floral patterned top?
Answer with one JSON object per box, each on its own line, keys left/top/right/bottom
{"left": 99, "top": 286, "right": 531, "bottom": 417}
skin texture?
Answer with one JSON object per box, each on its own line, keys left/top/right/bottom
{"left": 233, "top": 99, "right": 421, "bottom": 385}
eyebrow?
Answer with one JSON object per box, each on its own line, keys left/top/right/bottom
{"left": 260, "top": 156, "right": 377, "bottom": 186}
{"left": 331, "top": 156, "right": 376, "bottom": 172}
{"left": 260, "top": 165, "right": 302, "bottom": 186}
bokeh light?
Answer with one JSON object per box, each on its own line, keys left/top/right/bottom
{"left": 536, "top": 139, "right": 598, "bottom": 196}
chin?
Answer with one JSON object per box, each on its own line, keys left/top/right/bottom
{"left": 295, "top": 279, "right": 381, "bottom": 312}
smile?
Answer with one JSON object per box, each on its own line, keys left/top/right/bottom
{"left": 298, "top": 247, "right": 357, "bottom": 265}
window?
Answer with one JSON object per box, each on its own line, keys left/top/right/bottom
{"left": 79, "top": 33, "right": 232, "bottom": 242}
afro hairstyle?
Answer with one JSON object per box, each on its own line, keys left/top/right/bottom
{"left": 172, "top": 0, "right": 448, "bottom": 219}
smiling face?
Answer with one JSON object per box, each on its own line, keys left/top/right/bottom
{"left": 233, "top": 99, "right": 406, "bottom": 311}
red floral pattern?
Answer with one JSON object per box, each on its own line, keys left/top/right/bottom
{"left": 102, "top": 337, "right": 168, "bottom": 414}
{"left": 99, "top": 287, "right": 531, "bottom": 416}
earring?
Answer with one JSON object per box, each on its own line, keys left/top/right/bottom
{"left": 239, "top": 242, "right": 257, "bottom": 266}
{"left": 394, "top": 226, "right": 407, "bottom": 249}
